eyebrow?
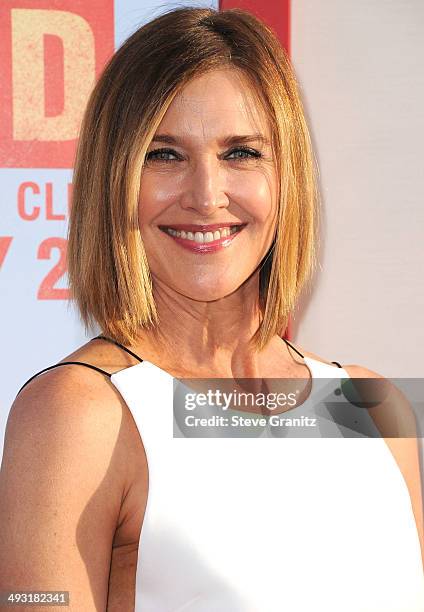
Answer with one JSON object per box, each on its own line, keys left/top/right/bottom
{"left": 150, "top": 133, "right": 271, "bottom": 147}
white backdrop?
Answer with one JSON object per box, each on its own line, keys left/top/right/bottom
{"left": 291, "top": 1, "right": 424, "bottom": 378}
{"left": 1, "top": 1, "right": 423, "bottom": 460}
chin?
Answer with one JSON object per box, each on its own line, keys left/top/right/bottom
{"left": 175, "top": 280, "right": 244, "bottom": 302}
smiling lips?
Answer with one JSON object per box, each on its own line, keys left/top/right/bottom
{"left": 158, "top": 223, "right": 247, "bottom": 253}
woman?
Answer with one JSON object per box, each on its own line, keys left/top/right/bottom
{"left": 1, "top": 6, "right": 423, "bottom": 611}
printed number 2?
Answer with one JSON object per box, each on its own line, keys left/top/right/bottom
{"left": 37, "top": 237, "right": 70, "bottom": 300}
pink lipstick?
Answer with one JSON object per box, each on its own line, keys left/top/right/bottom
{"left": 158, "top": 223, "right": 247, "bottom": 254}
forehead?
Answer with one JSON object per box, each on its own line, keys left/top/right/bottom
{"left": 157, "top": 68, "right": 270, "bottom": 138}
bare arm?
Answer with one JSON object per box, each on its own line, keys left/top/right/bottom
{"left": 344, "top": 364, "right": 424, "bottom": 571}
{"left": 0, "top": 368, "right": 126, "bottom": 611}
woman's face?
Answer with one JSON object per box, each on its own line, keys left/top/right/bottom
{"left": 138, "top": 67, "right": 278, "bottom": 302}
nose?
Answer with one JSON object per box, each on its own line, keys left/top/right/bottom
{"left": 179, "top": 156, "right": 229, "bottom": 215}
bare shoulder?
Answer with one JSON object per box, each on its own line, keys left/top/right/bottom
{"left": 2, "top": 339, "right": 149, "bottom": 606}
{"left": 284, "top": 339, "right": 357, "bottom": 370}
{"left": 1, "top": 356, "right": 128, "bottom": 608}
{"left": 286, "top": 341, "right": 424, "bottom": 563}
{"left": 10, "top": 337, "right": 147, "bottom": 544}
{"left": 337, "top": 364, "right": 384, "bottom": 378}
{"left": 315, "top": 359, "right": 424, "bottom": 568}
{"left": 11, "top": 338, "right": 130, "bottom": 453}
{"left": 13, "top": 332, "right": 147, "bottom": 480}
{"left": 8, "top": 348, "right": 130, "bottom": 502}
{"left": 56, "top": 336, "right": 139, "bottom": 372}
{"left": 285, "top": 340, "right": 385, "bottom": 378}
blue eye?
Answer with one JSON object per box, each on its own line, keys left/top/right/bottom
{"left": 144, "top": 146, "right": 262, "bottom": 164}
{"left": 145, "top": 148, "right": 179, "bottom": 163}
{"left": 226, "top": 147, "right": 262, "bottom": 161}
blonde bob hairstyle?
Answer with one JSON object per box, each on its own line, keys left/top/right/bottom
{"left": 68, "top": 5, "right": 319, "bottom": 352}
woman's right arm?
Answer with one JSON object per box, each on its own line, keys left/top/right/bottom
{"left": 0, "top": 367, "right": 126, "bottom": 611}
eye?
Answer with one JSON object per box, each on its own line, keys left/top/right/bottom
{"left": 144, "top": 145, "right": 263, "bottom": 165}
{"left": 144, "top": 148, "right": 181, "bottom": 163}
{"left": 226, "top": 146, "right": 262, "bottom": 161}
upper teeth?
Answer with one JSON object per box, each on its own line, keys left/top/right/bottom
{"left": 164, "top": 226, "right": 240, "bottom": 243}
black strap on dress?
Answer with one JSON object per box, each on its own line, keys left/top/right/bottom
{"left": 16, "top": 335, "right": 342, "bottom": 398}
{"left": 282, "top": 337, "right": 342, "bottom": 368}
{"left": 15, "top": 335, "right": 144, "bottom": 398}
{"left": 91, "top": 334, "right": 144, "bottom": 362}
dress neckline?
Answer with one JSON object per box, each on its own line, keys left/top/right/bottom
{"left": 110, "top": 354, "right": 322, "bottom": 412}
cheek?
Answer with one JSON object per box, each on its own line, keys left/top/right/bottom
{"left": 138, "top": 172, "right": 178, "bottom": 226}
{"left": 138, "top": 168, "right": 277, "bottom": 227}
{"left": 227, "top": 171, "right": 276, "bottom": 223}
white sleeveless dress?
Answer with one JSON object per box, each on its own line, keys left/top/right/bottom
{"left": 109, "top": 356, "right": 424, "bottom": 612}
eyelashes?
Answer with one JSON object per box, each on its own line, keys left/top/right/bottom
{"left": 144, "top": 146, "right": 263, "bottom": 164}
{"left": 226, "top": 147, "right": 262, "bottom": 161}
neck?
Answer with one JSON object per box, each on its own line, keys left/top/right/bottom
{"left": 131, "top": 274, "right": 274, "bottom": 377}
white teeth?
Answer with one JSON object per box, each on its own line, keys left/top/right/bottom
{"left": 164, "top": 225, "right": 242, "bottom": 242}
